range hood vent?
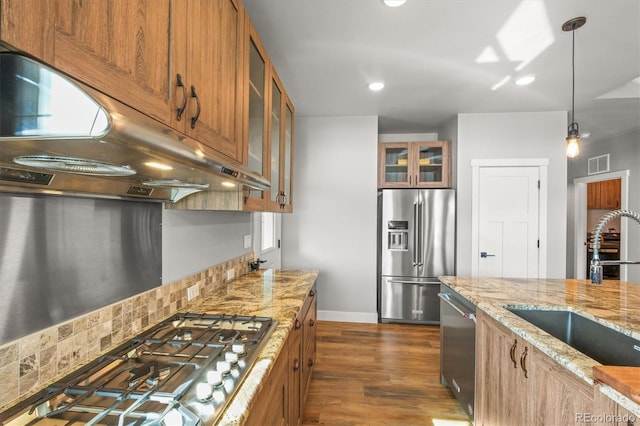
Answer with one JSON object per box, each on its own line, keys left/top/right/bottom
{"left": 13, "top": 155, "right": 137, "bottom": 176}
{"left": 0, "top": 53, "right": 269, "bottom": 204}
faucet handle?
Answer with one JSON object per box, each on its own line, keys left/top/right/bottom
{"left": 590, "top": 260, "right": 603, "bottom": 285}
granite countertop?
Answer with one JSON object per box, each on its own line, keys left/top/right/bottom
{"left": 185, "top": 269, "right": 318, "bottom": 425}
{"left": 439, "top": 276, "right": 640, "bottom": 416}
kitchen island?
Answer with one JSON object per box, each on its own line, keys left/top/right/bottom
{"left": 186, "top": 268, "right": 319, "bottom": 425}
{"left": 440, "top": 276, "right": 640, "bottom": 424}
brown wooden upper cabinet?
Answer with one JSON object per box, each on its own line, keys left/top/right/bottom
{"left": 171, "top": 0, "right": 244, "bottom": 162}
{"left": 1, "top": 0, "right": 244, "bottom": 162}
{"left": 266, "top": 69, "right": 295, "bottom": 212}
{"left": 0, "top": 0, "right": 174, "bottom": 126}
{"left": 378, "top": 141, "right": 451, "bottom": 188}
{"left": 587, "top": 179, "right": 621, "bottom": 210}
{"left": 1, "top": 0, "right": 295, "bottom": 212}
{"left": 242, "top": 14, "right": 270, "bottom": 211}
{"left": 241, "top": 14, "right": 295, "bottom": 213}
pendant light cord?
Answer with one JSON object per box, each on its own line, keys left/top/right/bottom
{"left": 571, "top": 23, "right": 576, "bottom": 124}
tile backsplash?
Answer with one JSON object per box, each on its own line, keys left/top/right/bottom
{"left": 0, "top": 252, "right": 254, "bottom": 410}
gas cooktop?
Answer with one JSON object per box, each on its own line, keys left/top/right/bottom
{"left": 0, "top": 313, "right": 277, "bottom": 425}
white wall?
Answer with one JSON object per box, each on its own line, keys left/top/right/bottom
{"left": 378, "top": 132, "right": 439, "bottom": 142}
{"left": 282, "top": 116, "right": 379, "bottom": 322}
{"left": 162, "top": 210, "right": 251, "bottom": 283}
{"left": 567, "top": 128, "right": 640, "bottom": 282}
{"left": 454, "top": 112, "right": 568, "bottom": 278}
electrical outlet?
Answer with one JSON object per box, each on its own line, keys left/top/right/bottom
{"left": 226, "top": 269, "right": 235, "bottom": 281}
{"left": 243, "top": 234, "right": 252, "bottom": 249}
{"left": 187, "top": 284, "right": 200, "bottom": 301}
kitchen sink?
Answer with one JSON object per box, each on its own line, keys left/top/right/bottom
{"left": 506, "top": 307, "right": 640, "bottom": 366}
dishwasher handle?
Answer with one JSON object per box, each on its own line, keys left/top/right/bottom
{"left": 438, "top": 292, "right": 476, "bottom": 323}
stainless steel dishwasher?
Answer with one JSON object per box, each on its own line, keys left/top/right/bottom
{"left": 439, "top": 283, "right": 476, "bottom": 418}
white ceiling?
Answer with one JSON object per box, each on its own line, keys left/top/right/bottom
{"left": 243, "top": 0, "right": 640, "bottom": 145}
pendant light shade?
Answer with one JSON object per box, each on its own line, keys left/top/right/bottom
{"left": 563, "top": 17, "right": 586, "bottom": 158}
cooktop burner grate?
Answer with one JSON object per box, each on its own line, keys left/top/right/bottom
{"left": 0, "top": 313, "right": 276, "bottom": 426}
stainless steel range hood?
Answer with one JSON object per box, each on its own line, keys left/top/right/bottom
{"left": 0, "top": 53, "right": 269, "bottom": 204}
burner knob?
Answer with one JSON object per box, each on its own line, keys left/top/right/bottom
{"left": 225, "top": 351, "right": 239, "bottom": 364}
{"left": 196, "top": 382, "right": 213, "bottom": 401}
{"left": 207, "top": 370, "right": 223, "bottom": 387}
{"left": 232, "top": 342, "right": 246, "bottom": 355}
{"left": 216, "top": 360, "right": 231, "bottom": 375}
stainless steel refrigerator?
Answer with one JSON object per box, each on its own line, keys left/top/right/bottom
{"left": 378, "top": 188, "right": 455, "bottom": 324}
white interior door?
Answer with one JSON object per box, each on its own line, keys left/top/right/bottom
{"left": 476, "top": 166, "right": 540, "bottom": 278}
{"left": 251, "top": 212, "right": 282, "bottom": 269}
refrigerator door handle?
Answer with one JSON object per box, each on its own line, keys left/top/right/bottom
{"left": 413, "top": 201, "right": 419, "bottom": 266}
{"left": 417, "top": 201, "right": 424, "bottom": 266}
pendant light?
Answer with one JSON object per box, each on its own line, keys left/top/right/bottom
{"left": 563, "top": 17, "right": 586, "bottom": 158}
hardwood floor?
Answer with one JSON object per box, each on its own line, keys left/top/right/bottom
{"left": 302, "top": 321, "right": 471, "bottom": 426}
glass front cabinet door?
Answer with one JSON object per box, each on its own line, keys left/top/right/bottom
{"left": 378, "top": 141, "right": 450, "bottom": 188}
{"left": 243, "top": 19, "right": 269, "bottom": 211}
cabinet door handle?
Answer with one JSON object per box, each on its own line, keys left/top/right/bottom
{"left": 308, "top": 358, "right": 314, "bottom": 368}
{"left": 309, "top": 318, "right": 315, "bottom": 327}
{"left": 176, "top": 74, "right": 187, "bottom": 121}
{"left": 190, "top": 85, "right": 201, "bottom": 129}
{"left": 409, "top": 175, "right": 412, "bottom": 185}
{"left": 309, "top": 289, "right": 315, "bottom": 297}
{"left": 293, "top": 358, "right": 300, "bottom": 371}
{"left": 520, "top": 347, "right": 529, "bottom": 378}
{"left": 295, "top": 319, "right": 301, "bottom": 330}
{"left": 509, "top": 339, "right": 518, "bottom": 368}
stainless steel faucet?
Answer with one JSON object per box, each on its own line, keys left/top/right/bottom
{"left": 590, "top": 209, "right": 640, "bottom": 284}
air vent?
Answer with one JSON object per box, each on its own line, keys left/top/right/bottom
{"left": 127, "top": 186, "right": 154, "bottom": 196}
{"left": 13, "top": 155, "right": 136, "bottom": 177}
{"left": 0, "top": 167, "right": 54, "bottom": 185}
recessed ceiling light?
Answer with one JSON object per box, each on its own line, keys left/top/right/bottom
{"left": 515, "top": 75, "right": 536, "bottom": 86}
{"left": 383, "top": 0, "right": 407, "bottom": 7}
{"left": 369, "top": 81, "right": 385, "bottom": 91}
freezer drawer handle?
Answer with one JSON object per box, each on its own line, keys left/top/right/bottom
{"left": 389, "top": 280, "right": 441, "bottom": 285}
{"left": 438, "top": 293, "right": 476, "bottom": 323}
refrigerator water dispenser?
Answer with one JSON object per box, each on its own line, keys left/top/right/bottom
{"left": 387, "top": 220, "right": 408, "bottom": 251}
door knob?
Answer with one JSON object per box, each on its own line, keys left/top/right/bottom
{"left": 480, "top": 251, "right": 496, "bottom": 258}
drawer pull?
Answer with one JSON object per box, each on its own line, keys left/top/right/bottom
{"left": 509, "top": 339, "right": 518, "bottom": 368}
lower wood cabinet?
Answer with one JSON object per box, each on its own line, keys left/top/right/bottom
{"left": 244, "top": 341, "right": 289, "bottom": 426}
{"left": 245, "top": 286, "right": 317, "bottom": 425}
{"left": 476, "top": 309, "right": 602, "bottom": 426}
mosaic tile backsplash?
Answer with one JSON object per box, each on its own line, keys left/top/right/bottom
{"left": 0, "top": 252, "right": 254, "bottom": 410}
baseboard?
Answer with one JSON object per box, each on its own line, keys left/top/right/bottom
{"left": 317, "top": 310, "right": 378, "bottom": 323}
